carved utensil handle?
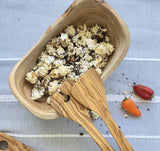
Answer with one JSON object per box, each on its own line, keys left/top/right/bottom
{"left": 0, "top": 132, "right": 35, "bottom": 151}
{"left": 99, "top": 105, "right": 134, "bottom": 151}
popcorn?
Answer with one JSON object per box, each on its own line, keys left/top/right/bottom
{"left": 58, "top": 65, "right": 70, "bottom": 76}
{"left": 55, "top": 47, "right": 65, "bottom": 58}
{"left": 75, "top": 46, "right": 84, "bottom": 57}
{"left": 35, "top": 66, "right": 49, "bottom": 77}
{"left": 89, "top": 110, "right": 100, "bottom": 120}
{"left": 60, "top": 33, "right": 68, "bottom": 41}
{"left": 60, "top": 33, "right": 70, "bottom": 48}
{"left": 53, "top": 59, "right": 66, "bottom": 68}
{"left": 26, "top": 24, "right": 115, "bottom": 101}
{"left": 90, "top": 24, "right": 100, "bottom": 35}
{"left": 50, "top": 69, "right": 60, "bottom": 78}
{"left": 105, "top": 36, "right": 110, "bottom": 43}
{"left": 46, "top": 97, "right": 51, "bottom": 104}
{"left": 65, "top": 25, "right": 76, "bottom": 37}
{"left": 46, "top": 45, "right": 56, "bottom": 56}
{"left": 83, "top": 54, "right": 93, "bottom": 62}
{"left": 31, "top": 87, "right": 45, "bottom": 100}
{"left": 86, "top": 39, "right": 98, "bottom": 50}
{"left": 95, "top": 55, "right": 102, "bottom": 63}
{"left": 95, "top": 68, "right": 102, "bottom": 75}
{"left": 26, "top": 71, "right": 38, "bottom": 84}
{"left": 48, "top": 80, "right": 58, "bottom": 95}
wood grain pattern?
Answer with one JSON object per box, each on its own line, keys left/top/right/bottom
{"left": 71, "top": 69, "right": 134, "bottom": 151}
{"left": 9, "top": 0, "right": 130, "bottom": 120}
{"left": 0, "top": 132, "right": 35, "bottom": 151}
{"left": 50, "top": 80, "right": 114, "bottom": 151}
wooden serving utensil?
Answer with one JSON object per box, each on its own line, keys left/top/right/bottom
{"left": 70, "top": 69, "right": 134, "bottom": 151}
{"left": 50, "top": 80, "right": 114, "bottom": 151}
{"left": 0, "top": 132, "right": 35, "bottom": 151}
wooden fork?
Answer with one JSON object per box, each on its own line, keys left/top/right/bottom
{"left": 70, "top": 69, "right": 134, "bottom": 151}
{"left": 50, "top": 80, "right": 114, "bottom": 151}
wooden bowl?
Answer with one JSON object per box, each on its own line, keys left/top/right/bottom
{"left": 9, "top": 0, "right": 130, "bottom": 120}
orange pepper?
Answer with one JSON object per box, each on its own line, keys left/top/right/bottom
{"left": 122, "top": 97, "right": 141, "bottom": 117}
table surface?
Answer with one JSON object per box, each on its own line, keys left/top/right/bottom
{"left": 0, "top": 0, "right": 160, "bottom": 150}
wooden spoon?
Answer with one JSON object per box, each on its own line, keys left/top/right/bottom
{"left": 50, "top": 80, "right": 114, "bottom": 151}
{"left": 70, "top": 69, "right": 134, "bottom": 151}
{"left": 0, "top": 132, "right": 35, "bottom": 151}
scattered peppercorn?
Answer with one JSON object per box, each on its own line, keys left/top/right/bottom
{"left": 79, "top": 133, "right": 84, "bottom": 136}
{"left": 147, "top": 108, "right": 150, "bottom": 111}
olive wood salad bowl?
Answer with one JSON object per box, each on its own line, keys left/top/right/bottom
{"left": 9, "top": 0, "right": 130, "bottom": 120}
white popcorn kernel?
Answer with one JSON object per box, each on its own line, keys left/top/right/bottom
{"left": 77, "top": 31, "right": 86, "bottom": 38}
{"left": 77, "top": 24, "right": 87, "bottom": 32}
{"left": 79, "top": 65, "right": 89, "bottom": 73}
{"left": 53, "top": 59, "right": 66, "bottom": 68}
{"left": 60, "top": 33, "right": 68, "bottom": 41}
{"left": 86, "top": 39, "right": 98, "bottom": 50}
{"left": 89, "top": 110, "right": 100, "bottom": 120}
{"left": 68, "top": 48, "right": 75, "bottom": 56}
{"left": 85, "top": 31, "right": 92, "bottom": 38}
{"left": 41, "top": 75, "right": 51, "bottom": 88}
{"left": 35, "top": 66, "right": 49, "bottom": 77}
{"left": 26, "top": 71, "right": 38, "bottom": 84}
{"left": 74, "top": 75, "right": 80, "bottom": 81}
{"left": 123, "top": 91, "right": 127, "bottom": 95}
{"left": 50, "top": 69, "right": 60, "bottom": 78}
{"left": 46, "top": 45, "right": 56, "bottom": 55}
{"left": 83, "top": 54, "right": 93, "bottom": 62}
{"left": 75, "top": 47, "right": 84, "bottom": 57}
{"left": 48, "top": 80, "right": 58, "bottom": 95}
{"left": 97, "top": 61, "right": 107, "bottom": 68}
{"left": 95, "top": 68, "right": 102, "bottom": 75}
{"left": 90, "top": 60, "right": 99, "bottom": 67}
{"left": 60, "top": 33, "right": 70, "bottom": 48}
{"left": 46, "top": 97, "right": 51, "bottom": 104}
{"left": 105, "top": 36, "right": 110, "bottom": 43}
{"left": 65, "top": 25, "right": 76, "bottom": 37}
{"left": 72, "top": 35, "right": 79, "bottom": 44}
{"left": 51, "top": 38, "right": 61, "bottom": 48}
{"left": 56, "top": 47, "right": 65, "bottom": 58}
{"left": 67, "top": 72, "right": 76, "bottom": 80}
{"left": 118, "top": 106, "right": 122, "bottom": 109}
{"left": 90, "top": 24, "right": 100, "bottom": 35}
{"left": 105, "top": 43, "right": 115, "bottom": 55}
{"left": 79, "top": 36, "right": 88, "bottom": 47}
{"left": 31, "top": 87, "right": 45, "bottom": 100}
{"left": 95, "top": 43, "right": 107, "bottom": 56}
{"left": 95, "top": 55, "right": 102, "bottom": 63}
{"left": 69, "top": 65, "right": 74, "bottom": 71}
{"left": 40, "top": 53, "right": 55, "bottom": 64}
{"left": 101, "top": 28, "right": 107, "bottom": 32}
{"left": 58, "top": 65, "right": 70, "bottom": 76}
{"left": 124, "top": 114, "right": 128, "bottom": 118}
